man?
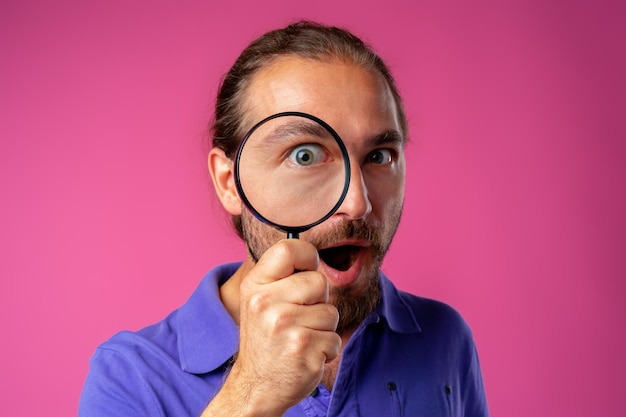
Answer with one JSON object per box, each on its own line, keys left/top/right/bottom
{"left": 79, "top": 21, "right": 489, "bottom": 416}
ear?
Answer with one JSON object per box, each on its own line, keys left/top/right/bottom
{"left": 208, "top": 148, "right": 242, "bottom": 216}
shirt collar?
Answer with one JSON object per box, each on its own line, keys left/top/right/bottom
{"left": 177, "top": 262, "right": 241, "bottom": 374}
{"left": 176, "top": 264, "right": 421, "bottom": 374}
{"left": 376, "top": 271, "right": 422, "bottom": 334}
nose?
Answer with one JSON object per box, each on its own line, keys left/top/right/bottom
{"left": 336, "top": 165, "right": 372, "bottom": 220}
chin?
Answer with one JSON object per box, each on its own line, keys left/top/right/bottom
{"left": 330, "top": 267, "right": 381, "bottom": 334}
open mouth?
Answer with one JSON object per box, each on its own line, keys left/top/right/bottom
{"left": 318, "top": 245, "right": 362, "bottom": 271}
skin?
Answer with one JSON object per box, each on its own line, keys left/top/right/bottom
{"left": 204, "top": 56, "right": 406, "bottom": 417}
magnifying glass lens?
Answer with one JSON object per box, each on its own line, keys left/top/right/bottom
{"left": 236, "top": 113, "right": 348, "bottom": 230}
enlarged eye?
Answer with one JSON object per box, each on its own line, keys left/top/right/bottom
{"left": 289, "top": 144, "right": 326, "bottom": 166}
{"left": 366, "top": 149, "right": 393, "bottom": 165}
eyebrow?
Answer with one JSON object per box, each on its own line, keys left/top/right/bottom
{"left": 260, "top": 119, "right": 334, "bottom": 147}
{"left": 248, "top": 119, "right": 405, "bottom": 151}
{"left": 369, "top": 130, "right": 406, "bottom": 147}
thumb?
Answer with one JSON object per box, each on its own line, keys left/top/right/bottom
{"left": 251, "top": 239, "right": 320, "bottom": 284}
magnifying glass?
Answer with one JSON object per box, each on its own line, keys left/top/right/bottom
{"left": 234, "top": 111, "right": 351, "bottom": 239}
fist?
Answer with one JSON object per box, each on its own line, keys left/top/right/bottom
{"left": 233, "top": 239, "right": 341, "bottom": 414}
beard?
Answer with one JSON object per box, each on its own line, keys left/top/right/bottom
{"left": 240, "top": 209, "right": 401, "bottom": 334}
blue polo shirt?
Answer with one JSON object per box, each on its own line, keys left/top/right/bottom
{"left": 79, "top": 263, "right": 489, "bottom": 416}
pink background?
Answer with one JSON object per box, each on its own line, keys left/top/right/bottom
{"left": 1, "top": 1, "right": 624, "bottom": 415}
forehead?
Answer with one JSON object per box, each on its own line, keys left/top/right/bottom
{"left": 241, "top": 56, "right": 402, "bottom": 144}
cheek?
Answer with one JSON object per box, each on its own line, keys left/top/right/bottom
{"left": 367, "top": 173, "right": 405, "bottom": 220}
{"left": 241, "top": 210, "right": 285, "bottom": 255}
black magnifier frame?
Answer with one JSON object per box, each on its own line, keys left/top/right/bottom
{"left": 234, "top": 111, "right": 351, "bottom": 239}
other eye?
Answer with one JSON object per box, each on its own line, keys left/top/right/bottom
{"left": 288, "top": 144, "right": 326, "bottom": 166}
{"left": 366, "top": 149, "right": 393, "bottom": 165}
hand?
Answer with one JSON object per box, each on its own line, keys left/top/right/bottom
{"left": 229, "top": 239, "right": 341, "bottom": 416}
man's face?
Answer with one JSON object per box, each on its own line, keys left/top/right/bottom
{"left": 239, "top": 56, "right": 406, "bottom": 332}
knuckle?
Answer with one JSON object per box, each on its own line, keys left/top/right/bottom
{"left": 332, "top": 332, "right": 342, "bottom": 348}
{"left": 289, "top": 272, "right": 327, "bottom": 304}
{"left": 246, "top": 290, "right": 272, "bottom": 314}
{"left": 272, "top": 239, "right": 296, "bottom": 260}
{"left": 325, "top": 304, "right": 340, "bottom": 324}
{"left": 310, "top": 272, "right": 329, "bottom": 293}
{"left": 328, "top": 333, "right": 342, "bottom": 358}
{"left": 268, "top": 309, "right": 294, "bottom": 333}
{"left": 288, "top": 327, "right": 312, "bottom": 350}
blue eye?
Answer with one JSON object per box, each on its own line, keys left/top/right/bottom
{"left": 367, "top": 149, "right": 393, "bottom": 165}
{"left": 289, "top": 144, "right": 326, "bottom": 166}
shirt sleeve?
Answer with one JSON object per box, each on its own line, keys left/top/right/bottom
{"left": 462, "top": 341, "right": 490, "bottom": 417}
{"left": 78, "top": 346, "right": 163, "bottom": 417}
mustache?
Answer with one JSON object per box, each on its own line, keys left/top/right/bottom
{"left": 308, "top": 220, "right": 384, "bottom": 250}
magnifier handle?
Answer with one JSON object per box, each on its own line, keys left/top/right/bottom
{"left": 286, "top": 231, "right": 302, "bottom": 272}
